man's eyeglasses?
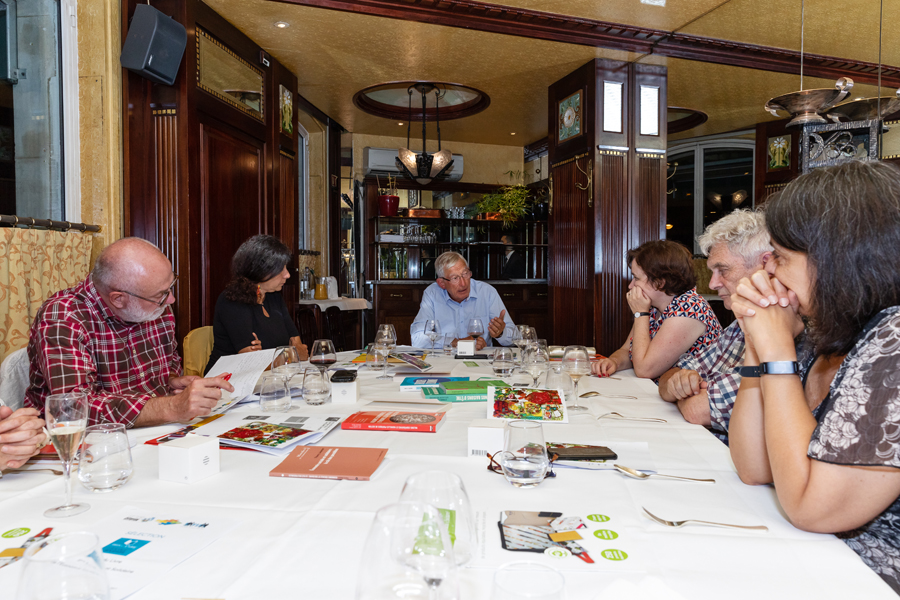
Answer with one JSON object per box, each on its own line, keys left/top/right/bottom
{"left": 117, "top": 275, "right": 178, "bottom": 307}
{"left": 487, "top": 451, "right": 557, "bottom": 479}
{"left": 439, "top": 269, "right": 472, "bottom": 285}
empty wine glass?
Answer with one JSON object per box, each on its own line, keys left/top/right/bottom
{"left": 466, "top": 318, "right": 484, "bottom": 341}
{"left": 399, "top": 471, "right": 476, "bottom": 565}
{"left": 259, "top": 374, "right": 291, "bottom": 412}
{"left": 44, "top": 392, "right": 90, "bottom": 518}
{"left": 17, "top": 532, "right": 110, "bottom": 600}
{"left": 356, "top": 501, "right": 458, "bottom": 600}
{"left": 423, "top": 320, "right": 442, "bottom": 353}
{"left": 272, "top": 345, "right": 301, "bottom": 381}
{"left": 545, "top": 365, "right": 575, "bottom": 406}
{"left": 309, "top": 339, "right": 337, "bottom": 372}
{"left": 376, "top": 324, "right": 398, "bottom": 347}
{"left": 523, "top": 344, "right": 550, "bottom": 387}
{"left": 373, "top": 341, "right": 393, "bottom": 380}
{"left": 562, "top": 345, "right": 591, "bottom": 412}
{"left": 513, "top": 325, "right": 535, "bottom": 370}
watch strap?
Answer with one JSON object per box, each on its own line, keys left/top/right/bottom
{"left": 737, "top": 361, "right": 800, "bottom": 378}
{"left": 634, "top": 312, "right": 650, "bottom": 318}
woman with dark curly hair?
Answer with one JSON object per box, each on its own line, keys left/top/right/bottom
{"left": 593, "top": 239, "right": 722, "bottom": 380}
{"left": 728, "top": 160, "right": 900, "bottom": 592}
{"left": 205, "top": 235, "right": 308, "bottom": 374}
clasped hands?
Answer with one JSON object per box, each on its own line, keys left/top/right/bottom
{"left": 0, "top": 406, "right": 48, "bottom": 470}
{"left": 731, "top": 270, "right": 805, "bottom": 360}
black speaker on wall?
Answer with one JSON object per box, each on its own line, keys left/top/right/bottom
{"left": 120, "top": 4, "right": 187, "bottom": 86}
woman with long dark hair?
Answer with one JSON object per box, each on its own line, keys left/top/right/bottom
{"left": 593, "top": 240, "right": 721, "bottom": 380}
{"left": 205, "top": 235, "right": 307, "bottom": 374}
{"left": 729, "top": 160, "right": 900, "bottom": 591}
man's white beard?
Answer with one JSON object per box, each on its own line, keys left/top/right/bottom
{"left": 119, "top": 302, "right": 166, "bottom": 323}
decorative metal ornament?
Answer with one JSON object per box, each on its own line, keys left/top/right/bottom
{"left": 827, "top": 89, "right": 900, "bottom": 122}
{"left": 396, "top": 83, "right": 454, "bottom": 186}
{"left": 765, "top": 77, "right": 854, "bottom": 128}
{"left": 800, "top": 119, "right": 879, "bottom": 173}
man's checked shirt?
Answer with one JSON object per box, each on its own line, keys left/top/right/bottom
{"left": 25, "top": 277, "right": 182, "bottom": 427}
{"left": 675, "top": 320, "right": 746, "bottom": 444}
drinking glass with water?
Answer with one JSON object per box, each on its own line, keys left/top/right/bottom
{"left": 496, "top": 421, "right": 550, "bottom": 488}
{"left": 77, "top": 423, "right": 133, "bottom": 493}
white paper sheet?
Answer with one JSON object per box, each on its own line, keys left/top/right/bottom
{"left": 205, "top": 349, "right": 278, "bottom": 413}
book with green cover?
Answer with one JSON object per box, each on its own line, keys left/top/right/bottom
{"left": 438, "top": 379, "right": 507, "bottom": 395}
{"left": 421, "top": 387, "right": 489, "bottom": 402}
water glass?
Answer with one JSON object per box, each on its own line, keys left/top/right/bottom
{"left": 492, "top": 347, "right": 515, "bottom": 376}
{"left": 356, "top": 502, "right": 459, "bottom": 600}
{"left": 491, "top": 561, "right": 565, "bottom": 600}
{"left": 259, "top": 374, "right": 291, "bottom": 412}
{"left": 77, "top": 423, "right": 133, "bottom": 493}
{"left": 399, "top": 471, "right": 476, "bottom": 565}
{"left": 496, "top": 421, "right": 550, "bottom": 488}
{"left": 545, "top": 365, "right": 575, "bottom": 405}
{"left": 302, "top": 367, "right": 331, "bottom": 405}
{"left": 17, "top": 531, "right": 110, "bottom": 600}
{"left": 442, "top": 335, "right": 454, "bottom": 356}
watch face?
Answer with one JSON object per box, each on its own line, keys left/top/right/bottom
{"left": 558, "top": 91, "right": 582, "bottom": 142}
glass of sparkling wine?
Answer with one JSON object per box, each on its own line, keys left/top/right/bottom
{"left": 561, "top": 345, "right": 591, "bottom": 412}
{"left": 497, "top": 421, "right": 550, "bottom": 488}
{"left": 44, "top": 391, "right": 90, "bottom": 518}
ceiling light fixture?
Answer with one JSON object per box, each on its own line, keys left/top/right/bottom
{"left": 274, "top": 21, "right": 289, "bottom": 28}
{"left": 510, "top": 132, "right": 516, "bottom": 135}
{"left": 396, "top": 83, "right": 454, "bottom": 186}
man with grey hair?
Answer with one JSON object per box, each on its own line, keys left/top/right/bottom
{"left": 26, "top": 237, "right": 233, "bottom": 428}
{"left": 657, "top": 209, "right": 772, "bottom": 443}
{"left": 410, "top": 251, "right": 516, "bottom": 349}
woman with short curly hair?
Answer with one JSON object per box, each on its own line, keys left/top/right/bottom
{"left": 205, "top": 235, "right": 307, "bottom": 374}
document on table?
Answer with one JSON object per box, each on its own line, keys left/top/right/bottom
{"left": 205, "top": 349, "right": 277, "bottom": 413}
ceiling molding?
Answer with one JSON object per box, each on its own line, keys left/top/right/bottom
{"left": 267, "top": 0, "right": 900, "bottom": 87}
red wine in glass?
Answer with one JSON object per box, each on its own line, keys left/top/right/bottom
{"left": 309, "top": 357, "right": 336, "bottom": 371}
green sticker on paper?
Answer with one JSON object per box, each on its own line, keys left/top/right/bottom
{"left": 593, "top": 529, "right": 618, "bottom": 540}
{"left": 601, "top": 549, "right": 628, "bottom": 561}
{"left": 2, "top": 528, "right": 29, "bottom": 539}
{"left": 464, "top": 361, "right": 478, "bottom": 367}
{"left": 544, "top": 546, "right": 571, "bottom": 559}
{"left": 587, "top": 514, "right": 610, "bottom": 523}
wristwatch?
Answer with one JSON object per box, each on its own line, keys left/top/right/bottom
{"left": 633, "top": 312, "right": 650, "bottom": 319}
{"left": 737, "top": 361, "right": 800, "bottom": 377}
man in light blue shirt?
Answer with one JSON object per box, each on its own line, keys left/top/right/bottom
{"left": 410, "top": 252, "right": 516, "bottom": 349}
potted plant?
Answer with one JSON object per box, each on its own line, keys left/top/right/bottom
{"left": 476, "top": 171, "right": 533, "bottom": 228}
{"left": 376, "top": 174, "right": 400, "bottom": 217}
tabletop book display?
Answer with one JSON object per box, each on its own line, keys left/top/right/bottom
{"left": 270, "top": 446, "right": 388, "bottom": 481}
{"left": 341, "top": 410, "right": 448, "bottom": 433}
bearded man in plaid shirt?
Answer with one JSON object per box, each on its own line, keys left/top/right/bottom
{"left": 25, "top": 238, "right": 233, "bottom": 427}
{"left": 658, "top": 210, "right": 772, "bottom": 444}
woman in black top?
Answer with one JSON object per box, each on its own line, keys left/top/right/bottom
{"left": 205, "top": 235, "right": 308, "bottom": 374}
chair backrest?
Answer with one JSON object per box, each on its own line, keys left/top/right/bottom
{"left": 0, "top": 348, "right": 30, "bottom": 410}
{"left": 324, "top": 306, "right": 347, "bottom": 352}
{"left": 183, "top": 326, "right": 214, "bottom": 377}
{"left": 295, "top": 305, "right": 320, "bottom": 349}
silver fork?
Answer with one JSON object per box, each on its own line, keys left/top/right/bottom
{"left": 642, "top": 507, "right": 768, "bottom": 532}
{"left": 597, "top": 411, "right": 667, "bottom": 423}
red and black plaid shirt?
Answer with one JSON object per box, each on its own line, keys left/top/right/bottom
{"left": 25, "top": 276, "right": 182, "bottom": 427}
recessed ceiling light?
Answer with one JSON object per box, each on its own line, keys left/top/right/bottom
{"left": 510, "top": 132, "right": 516, "bottom": 135}
{"left": 274, "top": 21, "right": 289, "bottom": 28}
{"left": 665, "top": 224, "right": 673, "bottom": 230}
{"left": 398, "top": 122, "right": 404, "bottom": 126}
{"left": 640, "top": 0, "right": 665, "bottom": 5}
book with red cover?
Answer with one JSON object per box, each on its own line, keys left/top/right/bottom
{"left": 341, "top": 410, "right": 447, "bottom": 433}
{"left": 269, "top": 446, "right": 388, "bottom": 480}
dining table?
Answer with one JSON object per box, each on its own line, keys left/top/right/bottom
{"left": 0, "top": 350, "right": 894, "bottom": 599}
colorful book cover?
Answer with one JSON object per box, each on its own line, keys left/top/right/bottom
{"left": 393, "top": 353, "right": 433, "bottom": 372}
{"left": 341, "top": 410, "right": 447, "bottom": 433}
{"left": 487, "top": 387, "right": 568, "bottom": 423}
{"left": 421, "top": 387, "right": 488, "bottom": 402}
{"left": 400, "top": 376, "right": 468, "bottom": 392}
{"left": 218, "top": 421, "right": 314, "bottom": 449}
{"left": 270, "top": 446, "right": 388, "bottom": 481}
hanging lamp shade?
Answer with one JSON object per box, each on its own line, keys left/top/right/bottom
{"left": 396, "top": 83, "right": 454, "bottom": 185}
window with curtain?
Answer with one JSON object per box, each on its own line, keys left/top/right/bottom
{"left": 0, "top": 0, "right": 66, "bottom": 220}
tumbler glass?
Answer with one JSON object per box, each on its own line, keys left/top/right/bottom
{"left": 77, "top": 423, "right": 133, "bottom": 493}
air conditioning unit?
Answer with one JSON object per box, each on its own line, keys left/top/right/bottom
{"left": 363, "top": 147, "right": 464, "bottom": 183}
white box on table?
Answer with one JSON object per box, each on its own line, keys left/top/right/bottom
{"left": 158, "top": 434, "right": 219, "bottom": 483}
{"left": 457, "top": 339, "right": 476, "bottom": 356}
{"left": 330, "top": 377, "right": 359, "bottom": 404}
{"left": 467, "top": 418, "right": 505, "bottom": 458}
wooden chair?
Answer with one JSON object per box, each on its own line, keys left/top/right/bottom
{"left": 183, "top": 326, "right": 214, "bottom": 376}
{"left": 324, "top": 306, "right": 348, "bottom": 352}
{"left": 296, "top": 305, "right": 320, "bottom": 348}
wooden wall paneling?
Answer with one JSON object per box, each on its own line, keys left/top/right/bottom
{"left": 198, "top": 115, "right": 267, "bottom": 325}
{"left": 328, "top": 124, "right": 342, "bottom": 281}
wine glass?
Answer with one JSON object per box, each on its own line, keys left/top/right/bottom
{"left": 44, "top": 392, "right": 90, "bottom": 518}
{"left": 372, "top": 341, "right": 393, "bottom": 380}
{"left": 491, "top": 561, "right": 565, "bottom": 600}
{"left": 523, "top": 344, "right": 550, "bottom": 387}
{"left": 376, "top": 324, "right": 398, "bottom": 347}
{"left": 545, "top": 365, "right": 575, "bottom": 406}
{"left": 466, "top": 318, "right": 484, "bottom": 341}
{"left": 561, "top": 345, "right": 591, "bottom": 412}
{"left": 309, "top": 339, "right": 337, "bottom": 372}
{"left": 399, "top": 471, "right": 476, "bottom": 565}
{"left": 17, "top": 531, "right": 110, "bottom": 600}
{"left": 513, "top": 325, "right": 535, "bottom": 370}
{"left": 356, "top": 501, "right": 458, "bottom": 600}
{"left": 272, "top": 345, "right": 301, "bottom": 381}
{"left": 423, "top": 320, "right": 442, "bottom": 353}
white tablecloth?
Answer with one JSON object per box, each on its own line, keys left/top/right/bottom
{"left": 298, "top": 298, "right": 371, "bottom": 311}
{"left": 1, "top": 352, "right": 893, "bottom": 599}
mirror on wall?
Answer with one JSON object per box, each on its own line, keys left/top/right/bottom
{"left": 196, "top": 28, "right": 264, "bottom": 122}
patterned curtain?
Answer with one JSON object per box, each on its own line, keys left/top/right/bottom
{"left": 0, "top": 228, "right": 94, "bottom": 361}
